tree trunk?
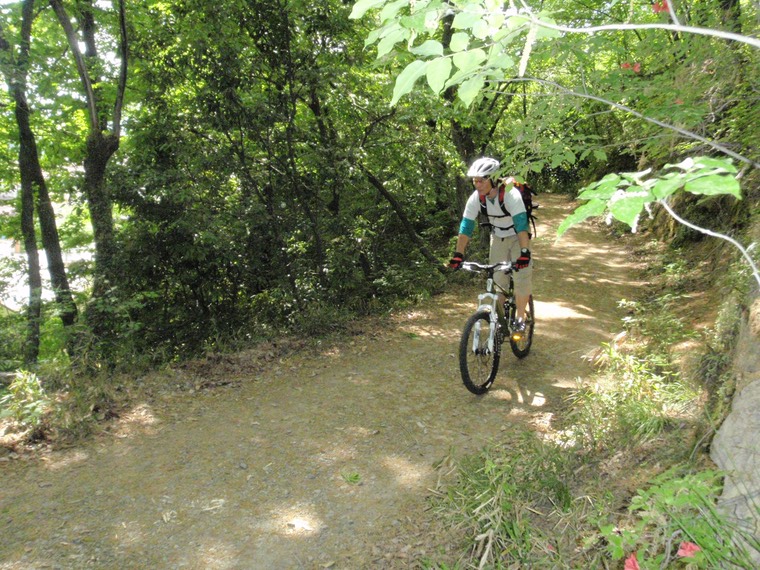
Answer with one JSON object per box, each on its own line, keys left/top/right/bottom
{"left": 13, "top": 83, "right": 79, "bottom": 330}
{"left": 20, "top": 163, "right": 42, "bottom": 365}
{"left": 83, "top": 131, "right": 119, "bottom": 300}
{"left": 360, "top": 165, "right": 446, "bottom": 274}
{"left": 2, "top": 0, "right": 79, "bottom": 362}
{"left": 49, "top": 0, "right": 127, "bottom": 323}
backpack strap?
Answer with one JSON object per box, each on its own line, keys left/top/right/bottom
{"left": 479, "top": 183, "right": 514, "bottom": 232}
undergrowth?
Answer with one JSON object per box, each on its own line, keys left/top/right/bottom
{"left": 427, "top": 241, "right": 758, "bottom": 569}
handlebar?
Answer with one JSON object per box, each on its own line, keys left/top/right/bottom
{"left": 460, "top": 260, "right": 516, "bottom": 274}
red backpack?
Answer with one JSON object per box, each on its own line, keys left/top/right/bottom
{"left": 478, "top": 177, "right": 538, "bottom": 237}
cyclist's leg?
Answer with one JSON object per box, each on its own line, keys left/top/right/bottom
{"left": 507, "top": 237, "right": 532, "bottom": 321}
{"left": 489, "top": 235, "right": 511, "bottom": 306}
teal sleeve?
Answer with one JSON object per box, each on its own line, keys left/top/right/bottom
{"left": 513, "top": 212, "right": 528, "bottom": 234}
{"left": 459, "top": 217, "right": 476, "bottom": 237}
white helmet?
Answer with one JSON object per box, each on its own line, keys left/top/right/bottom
{"left": 466, "top": 157, "right": 500, "bottom": 178}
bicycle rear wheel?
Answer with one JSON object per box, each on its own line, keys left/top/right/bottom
{"left": 509, "top": 294, "right": 535, "bottom": 358}
{"left": 459, "top": 310, "right": 501, "bottom": 394}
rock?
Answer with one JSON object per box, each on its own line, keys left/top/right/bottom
{"left": 711, "top": 295, "right": 760, "bottom": 565}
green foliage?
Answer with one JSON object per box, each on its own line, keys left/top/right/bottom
{"left": 0, "top": 370, "right": 49, "bottom": 429}
{"left": 430, "top": 270, "right": 752, "bottom": 568}
{"left": 2, "top": 0, "right": 757, "bottom": 370}
{"left": 566, "top": 349, "right": 698, "bottom": 451}
{"left": 434, "top": 432, "right": 575, "bottom": 567}
{"left": 599, "top": 468, "right": 759, "bottom": 569}
{"left": 341, "top": 471, "right": 362, "bottom": 485}
{"left": 558, "top": 157, "right": 742, "bottom": 237}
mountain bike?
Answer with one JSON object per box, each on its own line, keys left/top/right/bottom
{"left": 458, "top": 260, "right": 535, "bottom": 395}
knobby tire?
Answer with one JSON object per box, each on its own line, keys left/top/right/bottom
{"left": 509, "top": 294, "right": 535, "bottom": 358}
{"left": 459, "top": 309, "right": 500, "bottom": 395}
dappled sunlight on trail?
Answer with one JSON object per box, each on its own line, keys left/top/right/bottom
{"left": 1, "top": 194, "right": 646, "bottom": 569}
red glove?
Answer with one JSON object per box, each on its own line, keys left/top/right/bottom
{"left": 515, "top": 248, "right": 531, "bottom": 269}
{"left": 448, "top": 252, "right": 464, "bottom": 270}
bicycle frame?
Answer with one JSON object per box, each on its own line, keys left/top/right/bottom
{"left": 463, "top": 261, "right": 513, "bottom": 353}
{"left": 458, "top": 260, "right": 534, "bottom": 394}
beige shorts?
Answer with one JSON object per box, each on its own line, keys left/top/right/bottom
{"left": 489, "top": 234, "right": 533, "bottom": 297}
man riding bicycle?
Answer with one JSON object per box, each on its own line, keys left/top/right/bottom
{"left": 448, "top": 157, "right": 533, "bottom": 332}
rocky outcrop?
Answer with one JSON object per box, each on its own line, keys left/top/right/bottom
{"left": 710, "top": 296, "right": 760, "bottom": 564}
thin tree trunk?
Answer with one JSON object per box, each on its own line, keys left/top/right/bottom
{"left": 50, "top": 0, "right": 127, "bottom": 303}
{"left": 83, "top": 131, "right": 119, "bottom": 299}
{"left": 14, "top": 1, "right": 78, "bottom": 328}
{"left": 360, "top": 164, "right": 446, "bottom": 274}
{"left": 20, "top": 163, "right": 42, "bottom": 365}
{"left": 2, "top": 0, "right": 79, "bottom": 362}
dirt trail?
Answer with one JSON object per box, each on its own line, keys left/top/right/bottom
{"left": 1, "top": 194, "right": 645, "bottom": 569}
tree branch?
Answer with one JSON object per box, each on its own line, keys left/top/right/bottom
{"left": 359, "top": 163, "right": 447, "bottom": 273}
{"left": 494, "top": 78, "right": 760, "bottom": 169}
{"left": 659, "top": 199, "right": 760, "bottom": 289}
{"left": 112, "top": 0, "right": 128, "bottom": 139}
{"left": 49, "top": 0, "right": 98, "bottom": 131}
{"left": 529, "top": 18, "right": 760, "bottom": 50}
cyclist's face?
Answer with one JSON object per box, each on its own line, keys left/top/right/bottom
{"left": 472, "top": 177, "right": 492, "bottom": 194}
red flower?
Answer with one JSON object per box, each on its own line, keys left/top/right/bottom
{"left": 624, "top": 553, "right": 641, "bottom": 570}
{"left": 633, "top": 62, "right": 641, "bottom": 73}
{"left": 653, "top": 1, "right": 669, "bottom": 13}
{"left": 621, "top": 62, "right": 632, "bottom": 70}
{"left": 677, "top": 542, "right": 701, "bottom": 558}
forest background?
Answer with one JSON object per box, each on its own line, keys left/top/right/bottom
{"left": 0, "top": 0, "right": 756, "bottom": 370}
{"left": 1, "top": 0, "right": 759, "bottom": 567}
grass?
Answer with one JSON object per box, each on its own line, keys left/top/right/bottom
{"left": 341, "top": 471, "right": 362, "bottom": 485}
{"left": 425, "top": 241, "right": 759, "bottom": 569}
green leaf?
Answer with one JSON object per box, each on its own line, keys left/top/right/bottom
{"left": 507, "top": 15, "right": 530, "bottom": 30}
{"left": 529, "top": 160, "right": 546, "bottom": 173}
{"left": 390, "top": 60, "right": 428, "bottom": 106}
{"left": 557, "top": 199, "right": 607, "bottom": 237}
{"left": 486, "top": 50, "right": 514, "bottom": 70}
{"left": 693, "top": 156, "right": 737, "bottom": 174}
{"left": 665, "top": 157, "right": 695, "bottom": 171}
{"left": 472, "top": 19, "right": 490, "bottom": 40}
{"left": 610, "top": 194, "right": 647, "bottom": 227}
{"left": 424, "top": 8, "right": 443, "bottom": 30}
{"left": 350, "top": 0, "right": 386, "bottom": 20}
{"left": 577, "top": 180, "right": 620, "bottom": 200}
{"left": 380, "top": 0, "right": 408, "bottom": 22}
{"left": 377, "top": 26, "right": 409, "bottom": 58}
{"left": 449, "top": 32, "right": 470, "bottom": 52}
{"left": 410, "top": 39, "right": 444, "bottom": 57}
{"left": 426, "top": 57, "right": 452, "bottom": 94}
{"left": 400, "top": 10, "right": 427, "bottom": 30}
{"left": 453, "top": 48, "right": 486, "bottom": 72}
{"left": 593, "top": 149, "right": 607, "bottom": 161}
{"left": 652, "top": 174, "right": 684, "bottom": 200}
{"left": 684, "top": 174, "right": 741, "bottom": 199}
{"left": 458, "top": 75, "right": 485, "bottom": 107}
{"left": 452, "top": 11, "right": 481, "bottom": 30}
{"left": 535, "top": 16, "right": 561, "bottom": 39}
{"left": 364, "top": 27, "right": 382, "bottom": 48}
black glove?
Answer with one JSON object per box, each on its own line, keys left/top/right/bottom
{"left": 515, "top": 248, "right": 531, "bottom": 269}
{"left": 448, "top": 251, "right": 464, "bottom": 270}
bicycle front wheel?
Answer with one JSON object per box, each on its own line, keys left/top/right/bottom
{"left": 459, "top": 309, "right": 500, "bottom": 394}
{"left": 509, "top": 294, "right": 535, "bottom": 359}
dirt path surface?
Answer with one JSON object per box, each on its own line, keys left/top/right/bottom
{"left": 1, "top": 194, "right": 645, "bottom": 569}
